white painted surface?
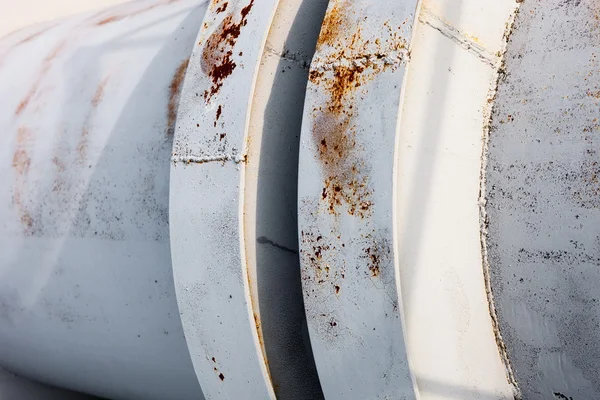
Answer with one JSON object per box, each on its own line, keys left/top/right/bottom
{"left": 395, "top": 1, "right": 517, "bottom": 399}
{"left": 297, "top": 0, "right": 418, "bottom": 398}
{"left": 0, "top": 1, "right": 208, "bottom": 399}
{"left": 170, "top": 0, "right": 279, "bottom": 398}
{"left": 0, "top": 0, "right": 128, "bottom": 38}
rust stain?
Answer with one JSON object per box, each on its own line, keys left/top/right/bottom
{"left": 167, "top": 58, "right": 190, "bottom": 135}
{"left": 12, "top": 127, "right": 34, "bottom": 234}
{"left": 14, "top": 23, "right": 57, "bottom": 47}
{"left": 15, "top": 42, "right": 66, "bottom": 116}
{"left": 77, "top": 74, "right": 111, "bottom": 163}
{"left": 316, "top": 0, "right": 351, "bottom": 49}
{"left": 201, "top": 0, "right": 255, "bottom": 103}
{"left": 309, "top": 7, "right": 407, "bottom": 218}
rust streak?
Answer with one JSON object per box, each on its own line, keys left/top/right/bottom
{"left": 167, "top": 58, "right": 190, "bottom": 134}
{"left": 12, "top": 127, "right": 34, "bottom": 234}
{"left": 15, "top": 42, "right": 66, "bottom": 116}
{"left": 77, "top": 75, "right": 111, "bottom": 163}
{"left": 95, "top": 0, "right": 180, "bottom": 26}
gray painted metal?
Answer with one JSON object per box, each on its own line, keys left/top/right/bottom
{"left": 484, "top": 1, "right": 600, "bottom": 399}
{"left": 297, "top": 0, "right": 418, "bottom": 398}
{"left": 0, "top": 1, "right": 208, "bottom": 399}
{"left": 242, "top": 0, "right": 328, "bottom": 398}
{"left": 169, "top": 0, "right": 279, "bottom": 398}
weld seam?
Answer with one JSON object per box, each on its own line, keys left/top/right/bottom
{"left": 171, "top": 153, "right": 246, "bottom": 164}
{"left": 419, "top": 6, "right": 498, "bottom": 68}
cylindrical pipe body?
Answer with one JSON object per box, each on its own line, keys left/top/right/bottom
{"left": 0, "top": 1, "right": 208, "bottom": 399}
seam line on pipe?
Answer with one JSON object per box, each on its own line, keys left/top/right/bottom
{"left": 418, "top": 6, "right": 498, "bottom": 68}
{"left": 311, "top": 50, "right": 409, "bottom": 72}
{"left": 171, "top": 153, "right": 247, "bottom": 164}
{"left": 264, "top": 45, "right": 311, "bottom": 70}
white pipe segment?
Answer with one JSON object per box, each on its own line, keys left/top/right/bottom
{"left": 0, "top": 1, "right": 209, "bottom": 398}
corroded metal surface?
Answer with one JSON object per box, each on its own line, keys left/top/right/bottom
{"left": 0, "top": 0, "right": 208, "bottom": 399}
{"left": 297, "top": 0, "right": 418, "bottom": 398}
{"left": 169, "top": 0, "right": 279, "bottom": 398}
{"left": 484, "top": 0, "right": 600, "bottom": 398}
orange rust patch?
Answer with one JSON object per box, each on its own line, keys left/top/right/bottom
{"left": 167, "top": 58, "right": 190, "bottom": 134}
{"left": 317, "top": 0, "right": 351, "bottom": 49}
{"left": 201, "top": 0, "right": 254, "bottom": 103}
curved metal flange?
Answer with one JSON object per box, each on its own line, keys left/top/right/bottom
{"left": 395, "top": 0, "right": 519, "bottom": 399}
{"left": 169, "top": 0, "right": 279, "bottom": 398}
{"left": 297, "top": 0, "right": 418, "bottom": 398}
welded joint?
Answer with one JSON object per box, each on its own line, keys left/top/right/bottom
{"left": 418, "top": 5, "right": 498, "bottom": 68}
{"left": 171, "top": 153, "right": 247, "bottom": 165}
{"left": 311, "top": 49, "right": 409, "bottom": 72}
{"left": 264, "top": 45, "right": 311, "bottom": 71}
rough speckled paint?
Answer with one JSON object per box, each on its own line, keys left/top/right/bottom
{"left": 485, "top": 1, "right": 600, "bottom": 398}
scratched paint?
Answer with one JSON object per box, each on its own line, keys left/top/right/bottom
{"left": 0, "top": 0, "right": 208, "bottom": 399}
{"left": 297, "top": 0, "right": 417, "bottom": 398}
{"left": 484, "top": 0, "right": 600, "bottom": 399}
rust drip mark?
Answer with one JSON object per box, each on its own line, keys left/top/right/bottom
{"left": 214, "top": 105, "right": 223, "bottom": 127}
{"left": 15, "top": 41, "right": 66, "bottom": 116}
{"left": 167, "top": 58, "right": 190, "bottom": 135}
{"left": 14, "top": 23, "right": 59, "bottom": 47}
{"left": 201, "top": 0, "right": 255, "bottom": 103}
{"left": 95, "top": 0, "right": 180, "bottom": 26}
{"left": 77, "top": 75, "right": 111, "bottom": 164}
{"left": 12, "top": 127, "right": 34, "bottom": 234}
